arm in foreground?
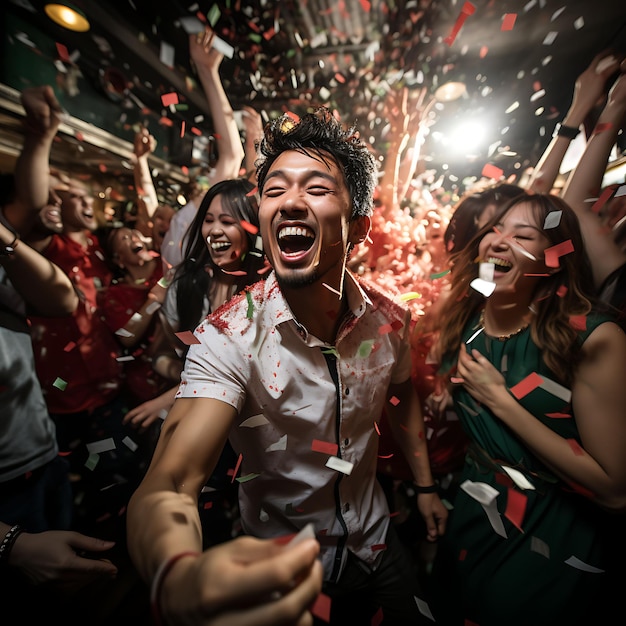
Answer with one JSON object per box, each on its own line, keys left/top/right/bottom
{"left": 126, "top": 396, "right": 323, "bottom": 625}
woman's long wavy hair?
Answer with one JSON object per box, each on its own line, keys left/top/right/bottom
{"left": 437, "top": 193, "right": 598, "bottom": 385}
{"left": 171, "top": 178, "right": 267, "bottom": 333}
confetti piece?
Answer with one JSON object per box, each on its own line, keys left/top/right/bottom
{"left": 444, "top": 2, "right": 476, "bottom": 46}
{"left": 240, "top": 220, "right": 259, "bottom": 234}
{"left": 388, "top": 395, "right": 400, "bottom": 407}
{"left": 481, "top": 163, "right": 503, "bottom": 179}
{"left": 86, "top": 438, "right": 116, "bottom": 454}
{"left": 544, "top": 240, "right": 574, "bottom": 268}
{"left": 160, "top": 92, "right": 179, "bottom": 107}
{"left": 53, "top": 377, "right": 68, "bottom": 391}
{"left": 510, "top": 372, "right": 542, "bottom": 399}
{"left": 591, "top": 186, "right": 615, "bottom": 213}
{"left": 543, "top": 211, "right": 562, "bottom": 229}
{"left": 470, "top": 278, "right": 496, "bottom": 297}
{"left": 325, "top": 456, "right": 353, "bottom": 475}
{"left": 236, "top": 473, "right": 260, "bottom": 484}
{"left": 399, "top": 291, "right": 422, "bottom": 301}
{"left": 501, "top": 13, "right": 517, "bottom": 31}
{"left": 312, "top": 439, "right": 339, "bottom": 455}
{"left": 241, "top": 414, "right": 269, "bottom": 428}
{"left": 231, "top": 453, "right": 243, "bottom": 483}
{"left": 564, "top": 556, "right": 604, "bottom": 573}
{"left": 175, "top": 330, "right": 201, "bottom": 345}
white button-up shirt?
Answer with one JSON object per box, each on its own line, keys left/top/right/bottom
{"left": 178, "top": 270, "right": 412, "bottom": 581}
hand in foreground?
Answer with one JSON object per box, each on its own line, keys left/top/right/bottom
{"left": 10, "top": 530, "right": 118, "bottom": 591}
{"left": 159, "top": 535, "right": 323, "bottom": 626}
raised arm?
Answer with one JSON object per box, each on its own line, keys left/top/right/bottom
{"left": 527, "top": 52, "right": 622, "bottom": 194}
{"left": 561, "top": 64, "right": 626, "bottom": 288}
{"left": 241, "top": 105, "right": 265, "bottom": 183}
{"left": 189, "top": 28, "right": 244, "bottom": 184}
{"left": 8, "top": 85, "right": 62, "bottom": 238}
{"left": 132, "top": 127, "right": 159, "bottom": 237}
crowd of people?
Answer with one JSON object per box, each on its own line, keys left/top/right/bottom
{"left": 1, "top": 24, "right": 625, "bottom": 626}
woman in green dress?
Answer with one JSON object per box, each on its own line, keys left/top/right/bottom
{"left": 429, "top": 193, "right": 626, "bottom": 626}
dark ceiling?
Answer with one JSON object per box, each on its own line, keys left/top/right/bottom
{"left": 2, "top": 0, "right": 626, "bottom": 202}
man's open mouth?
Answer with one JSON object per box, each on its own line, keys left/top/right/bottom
{"left": 277, "top": 225, "right": 315, "bottom": 256}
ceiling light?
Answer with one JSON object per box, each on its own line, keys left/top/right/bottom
{"left": 44, "top": 4, "right": 90, "bottom": 32}
{"left": 434, "top": 81, "right": 467, "bottom": 103}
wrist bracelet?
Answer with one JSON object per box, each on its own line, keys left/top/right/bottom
{"left": 0, "top": 524, "right": 23, "bottom": 564}
{"left": 150, "top": 551, "right": 200, "bottom": 626}
{"left": 0, "top": 233, "right": 20, "bottom": 257}
{"left": 553, "top": 122, "right": 580, "bottom": 140}
{"left": 413, "top": 483, "right": 438, "bottom": 494}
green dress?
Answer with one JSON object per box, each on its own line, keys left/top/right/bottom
{"left": 430, "top": 312, "right": 624, "bottom": 626}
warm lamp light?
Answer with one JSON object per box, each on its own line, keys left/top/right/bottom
{"left": 44, "top": 3, "right": 90, "bottom": 32}
{"left": 434, "top": 81, "right": 467, "bottom": 102}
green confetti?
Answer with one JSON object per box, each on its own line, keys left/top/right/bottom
{"left": 207, "top": 5, "right": 221, "bottom": 27}
{"left": 246, "top": 291, "right": 254, "bottom": 319}
{"left": 321, "top": 347, "right": 339, "bottom": 358}
{"left": 357, "top": 339, "right": 375, "bottom": 358}
{"left": 84, "top": 453, "right": 99, "bottom": 471}
{"left": 53, "top": 377, "right": 68, "bottom": 391}
{"left": 430, "top": 269, "right": 451, "bottom": 280}
{"left": 174, "top": 103, "right": 189, "bottom": 111}
{"left": 237, "top": 473, "right": 260, "bottom": 483}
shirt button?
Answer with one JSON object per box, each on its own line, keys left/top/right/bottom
{"left": 345, "top": 387, "right": 350, "bottom": 395}
{"left": 344, "top": 438, "right": 349, "bottom": 446}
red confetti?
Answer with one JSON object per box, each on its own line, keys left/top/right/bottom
{"left": 161, "top": 92, "right": 179, "bottom": 107}
{"left": 568, "top": 315, "right": 587, "bottom": 331}
{"left": 510, "top": 372, "right": 542, "bottom": 399}
{"left": 180, "top": 120, "right": 186, "bottom": 138}
{"left": 56, "top": 42, "right": 70, "bottom": 62}
{"left": 501, "top": 13, "right": 517, "bottom": 31}
{"left": 444, "top": 2, "right": 476, "bottom": 46}
{"left": 174, "top": 330, "right": 201, "bottom": 345}
{"left": 311, "top": 439, "right": 339, "bottom": 455}
{"left": 504, "top": 487, "right": 526, "bottom": 532}
{"left": 591, "top": 186, "right": 615, "bottom": 214}
{"left": 388, "top": 395, "right": 400, "bottom": 406}
{"left": 544, "top": 240, "right": 574, "bottom": 268}
{"left": 481, "top": 163, "right": 503, "bottom": 179}
{"left": 231, "top": 453, "right": 243, "bottom": 483}
{"left": 240, "top": 220, "right": 259, "bottom": 234}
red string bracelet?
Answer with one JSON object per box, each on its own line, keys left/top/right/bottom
{"left": 150, "top": 551, "right": 200, "bottom": 626}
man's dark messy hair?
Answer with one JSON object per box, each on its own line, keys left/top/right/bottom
{"left": 255, "top": 107, "right": 378, "bottom": 220}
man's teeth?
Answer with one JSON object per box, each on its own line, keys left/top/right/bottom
{"left": 278, "top": 226, "right": 314, "bottom": 239}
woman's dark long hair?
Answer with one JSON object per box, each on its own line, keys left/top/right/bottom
{"left": 437, "top": 193, "right": 597, "bottom": 385}
{"left": 172, "top": 178, "right": 266, "bottom": 333}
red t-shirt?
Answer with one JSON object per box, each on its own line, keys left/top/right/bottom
{"left": 29, "top": 233, "right": 123, "bottom": 414}
{"left": 98, "top": 263, "right": 171, "bottom": 404}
